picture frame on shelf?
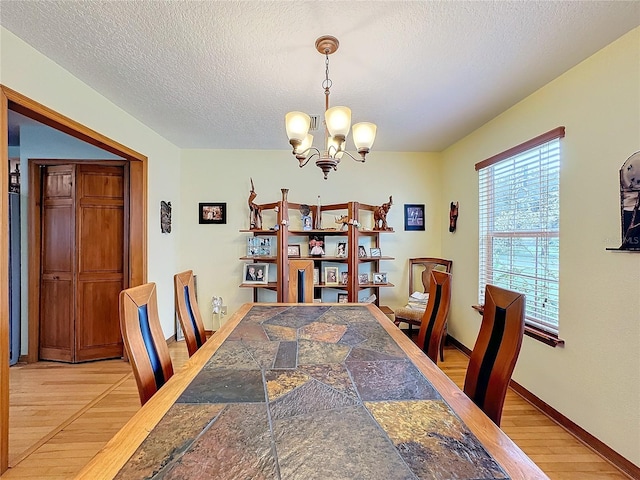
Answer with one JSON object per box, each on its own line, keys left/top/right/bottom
{"left": 309, "top": 235, "right": 325, "bottom": 257}
{"left": 199, "top": 202, "right": 226, "bottom": 224}
{"left": 247, "top": 237, "right": 271, "bottom": 257}
{"left": 313, "top": 268, "right": 320, "bottom": 285}
{"left": 324, "top": 266, "right": 339, "bottom": 286}
{"left": 243, "top": 263, "right": 268, "bottom": 284}
{"left": 370, "top": 247, "right": 381, "bottom": 257}
{"left": 336, "top": 242, "right": 347, "bottom": 258}
{"left": 287, "top": 244, "right": 301, "bottom": 257}
{"left": 358, "top": 245, "right": 367, "bottom": 258}
{"left": 373, "top": 272, "right": 388, "bottom": 284}
{"left": 340, "top": 271, "right": 348, "bottom": 285}
{"left": 404, "top": 204, "right": 425, "bottom": 231}
{"left": 358, "top": 273, "right": 369, "bottom": 285}
{"left": 337, "top": 293, "right": 348, "bottom": 303}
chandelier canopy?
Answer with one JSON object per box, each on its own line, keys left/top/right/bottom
{"left": 285, "top": 35, "right": 377, "bottom": 179}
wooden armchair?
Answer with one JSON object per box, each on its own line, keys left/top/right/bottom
{"left": 287, "top": 259, "right": 314, "bottom": 303}
{"left": 394, "top": 258, "right": 452, "bottom": 360}
{"left": 416, "top": 270, "right": 452, "bottom": 363}
{"left": 119, "top": 283, "right": 174, "bottom": 405}
{"left": 463, "top": 284, "right": 525, "bottom": 426}
{"left": 174, "top": 270, "right": 207, "bottom": 357}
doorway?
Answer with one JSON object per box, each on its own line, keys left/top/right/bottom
{"left": 1, "top": 85, "right": 148, "bottom": 473}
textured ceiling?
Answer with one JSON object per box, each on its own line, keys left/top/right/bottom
{"left": 1, "top": 1, "right": 639, "bottom": 152}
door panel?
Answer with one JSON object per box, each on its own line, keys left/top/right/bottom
{"left": 39, "top": 165, "right": 75, "bottom": 362}
{"left": 75, "top": 165, "right": 124, "bottom": 361}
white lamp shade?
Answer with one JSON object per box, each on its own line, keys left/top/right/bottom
{"left": 297, "top": 134, "right": 314, "bottom": 155}
{"left": 285, "top": 111, "right": 311, "bottom": 142}
{"left": 352, "top": 122, "right": 377, "bottom": 151}
{"left": 327, "top": 136, "right": 344, "bottom": 159}
{"left": 325, "top": 106, "right": 351, "bottom": 138}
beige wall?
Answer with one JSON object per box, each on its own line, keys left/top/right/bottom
{"left": 179, "top": 149, "right": 443, "bottom": 329}
{"left": 440, "top": 27, "right": 640, "bottom": 465}
{"left": 0, "top": 27, "right": 182, "bottom": 335}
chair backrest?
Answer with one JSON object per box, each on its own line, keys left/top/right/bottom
{"left": 416, "top": 270, "right": 452, "bottom": 363}
{"left": 408, "top": 258, "right": 453, "bottom": 296}
{"left": 463, "top": 284, "right": 525, "bottom": 426}
{"left": 288, "top": 259, "right": 314, "bottom": 302}
{"left": 119, "top": 283, "right": 174, "bottom": 405}
{"left": 174, "top": 270, "right": 207, "bottom": 357}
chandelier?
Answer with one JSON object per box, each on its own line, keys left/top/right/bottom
{"left": 285, "top": 35, "right": 377, "bottom": 179}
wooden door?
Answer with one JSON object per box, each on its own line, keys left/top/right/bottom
{"left": 40, "top": 165, "right": 76, "bottom": 361}
{"left": 75, "top": 165, "right": 124, "bottom": 361}
{"left": 39, "top": 164, "right": 124, "bottom": 362}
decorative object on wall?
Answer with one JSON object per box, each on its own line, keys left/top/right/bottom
{"left": 404, "top": 203, "right": 425, "bottom": 231}
{"left": 160, "top": 201, "right": 171, "bottom": 233}
{"left": 373, "top": 196, "right": 393, "bottom": 231}
{"left": 620, "top": 151, "right": 640, "bottom": 249}
{"left": 449, "top": 201, "right": 459, "bottom": 233}
{"left": 248, "top": 178, "right": 262, "bottom": 230}
{"left": 9, "top": 160, "right": 20, "bottom": 193}
{"left": 285, "top": 35, "right": 377, "bottom": 179}
{"left": 199, "top": 202, "right": 226, "bottom": 225}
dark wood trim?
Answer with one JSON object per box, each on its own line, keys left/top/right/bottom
{"left": 474, "top": 126, "right": 565, "bottom": 171}
{"left": 0, "top": 86, "right": 9, "bottom": 474}
{"left": 446, "top": 335, "right": 638, "bottom": 479}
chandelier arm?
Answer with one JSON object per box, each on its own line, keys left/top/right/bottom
{"left": 296, "top": 148, "right": 321, "bottom": 168}
{"left": 339, "top": 150, "right": 366, "bottom": 163}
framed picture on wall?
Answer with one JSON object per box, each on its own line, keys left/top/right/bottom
{"left": 404, "top": 204, "right": 425, "bottom": 231}
{"left": 199, "top": 202, "right": 226, "bottom": 224}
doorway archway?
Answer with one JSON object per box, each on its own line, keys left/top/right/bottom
{"left": 0, "top": 85, "right": 147, "bottom": 473}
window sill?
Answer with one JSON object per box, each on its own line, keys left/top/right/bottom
{"left": 471, "top": 305, "right": 565, "bottom": 348}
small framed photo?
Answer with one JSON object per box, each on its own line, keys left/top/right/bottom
{"left": 313, "top": 268, "right": 320, "bottom": 285}
{"left": 309, "top": 235, "right": 325, "bottom": 257}
{"left": 370, "top": 247, "right": 381, "bottom": 257}
{"left": 247, "top": 237, "right": 271, "bottom": 257}
{"left": 287, "top": 244, "right": 301, "bottom": 257}
{"left": 243, "top": 263, "right": 268, "bottom": 284}
{"left": 358, "top": 273, "right": 369, "bottom": 285}
{"left": 337, "top": 293, "right": 348, "bottom": 303}
{"left": 199, "top": 202, "right": 226, "bottom": 224}
{"left": 358, "top": 245, "right": 367, "bottom": 258}
{"left": 340, "top": 271, "right": 348, "bottom": 285}
{"left": 404, "top": 204, "right": 425, "bottom": 231}
{"left": 325, "top": 266, "right": 339, "bottom": 286}
{"left": 336, "top": 242, "right": 347, "bottom": 258}
{"left": 373, "top": 272, "right": 388, "bottom": 284}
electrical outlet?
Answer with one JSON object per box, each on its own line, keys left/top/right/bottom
{"left": 221, "top": 306, "right": 227, "bottom": 315}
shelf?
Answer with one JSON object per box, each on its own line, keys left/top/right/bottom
{"left": 239, "top": 229, "right": 278, "bottom": 235}
{"left": 239, "top": 282, "right": 278, "bottom": 289}
{"left": 357, "top": 256, "right": 395, "bottom": 262}
{"left": 357, "top": 229, "right": 395, "bottom": 235}
{"left": 357, "top": 282, "right": 395, "bottom": 289}
{"left": 239, "top": 256, "right": 277, "bottom": 261}
{"left": 289, "top": 229, "right": 348, "bottom": 236}
{"left": 316, "top": 283, "right": 349, "bottom": 289}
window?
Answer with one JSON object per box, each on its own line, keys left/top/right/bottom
{"left": 476, "top": 127, "right": 564, "bottom": 337}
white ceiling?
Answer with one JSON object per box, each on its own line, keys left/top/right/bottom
{"left": 1, "top": 1, "right": 639, "bottom": 152}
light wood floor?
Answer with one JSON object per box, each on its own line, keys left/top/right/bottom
{"left": 1, "top": 342, "right": 630, "bottom": 479}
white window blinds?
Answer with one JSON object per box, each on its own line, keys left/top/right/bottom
{"left": 477, "top": 127, "right": 564, "bottom": 336}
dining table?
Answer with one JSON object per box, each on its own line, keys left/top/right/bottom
{"left": 76, "top": 303, "right": 548, "bottom": 480}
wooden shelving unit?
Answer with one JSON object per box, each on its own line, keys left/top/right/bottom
{"left": 240, "top": 197, "right": 394, "bottom": 305}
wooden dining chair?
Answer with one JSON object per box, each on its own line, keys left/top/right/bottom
{"left": 288, "top": 259, "right": 314, "bottom": 303}
{"left": 174, "top": 270, "right": 207, "bottom": 357}
{"left": 394, "top": 257, "right": 452, "bottom": 360}
{"left": 119, "top": 283, "right": 174, "bottom": 405}
{"left": 463, "top": 284, "right": 525, "bottom": 426}
{"left": 416, "top": 270, "right": 452, "bottom": 363}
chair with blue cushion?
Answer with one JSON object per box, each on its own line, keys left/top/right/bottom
{"left": 415, "top": 270, "right": 452, "bottom": 363}
{"left": 174, "top": 270, "right": 207, "bottom": 357}
{"left": 463, "top": 284, "right": 525, "bottom": 426}
{"left": 119, "top": 283, "right": 174, "bottom": 405}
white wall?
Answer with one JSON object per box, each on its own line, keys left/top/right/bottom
{"left": 179, "top": 149, "right": 443, "bottom": 329}
{"left": 1, "top": 27, "right": 182, "bottom": 336}
{"left": 440, "top": 27, "right": 640, "bottom": 466}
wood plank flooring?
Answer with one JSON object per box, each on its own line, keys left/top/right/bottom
{"left": 1, "top": 342, "right": 630, "bottom": 479}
